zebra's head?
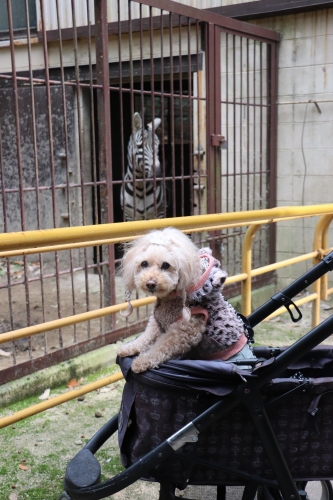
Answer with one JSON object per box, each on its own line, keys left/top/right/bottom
{"left": 129, "top": 112, "right": 162, "bottom": 179}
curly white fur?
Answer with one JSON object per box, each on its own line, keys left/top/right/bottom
{"left": 117, "top": 228, "right": 206, "bottom": 372}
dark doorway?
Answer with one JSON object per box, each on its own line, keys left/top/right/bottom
{"left": 110, "top": 77, "right": 192, "bottom": 227}
{"left": 108, "top": 77, "right": 192, "bottom": 262}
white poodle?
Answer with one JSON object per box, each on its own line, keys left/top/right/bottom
{"left": 117, "top": 227, "right": 253, "bottom": 373}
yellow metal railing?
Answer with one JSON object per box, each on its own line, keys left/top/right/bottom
{"left": 0, "top": 372, "right": 124, "bottom": 429}
{"left": 241, "top": 212, "right": 333, "bottom": 327}
{"left": 1, "top": 204, "right": 333, "bottom": 429}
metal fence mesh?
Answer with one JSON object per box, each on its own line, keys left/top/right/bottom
{"left": 0, "top": 0, "right": 278, "bottom": 379}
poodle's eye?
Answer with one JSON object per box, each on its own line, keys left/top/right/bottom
{"left": 140, "top": 261, "right": 149, "bottom": 268}
{"left": 161, "top": 262, "right": 170, "bottom": 270}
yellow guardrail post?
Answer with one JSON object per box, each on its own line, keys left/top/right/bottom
{"left": 241, "top": 224, "right": 261, "bottom": 316}
{"left": 312, "top": 214, "right": 333, "bottom": 328}
{"left": 319, "top": 215, "right": 333, "bottom": 301}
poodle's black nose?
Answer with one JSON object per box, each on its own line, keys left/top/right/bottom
{"left": 146, "top": 280, "right": 157, "bottom": 292}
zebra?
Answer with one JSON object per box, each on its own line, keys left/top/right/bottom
{"left": 120, "top": 112, "right": 165, "bottom": 221}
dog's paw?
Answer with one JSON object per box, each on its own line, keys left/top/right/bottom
{"left": 117, "top": 344, "right": 138, "bottom": 358}
{"left": 131, "top": 355, "right": 155, "bottom": 373}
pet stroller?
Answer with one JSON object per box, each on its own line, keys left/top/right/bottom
{"left": 59, "top": 251, "right": 333, "bottom": 500}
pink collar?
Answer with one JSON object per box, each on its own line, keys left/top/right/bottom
{"left": 203, "top": 332, "right": 248, "bottom": 361}
{"left": 187, "top": 254, "right": 215, "bottom": 294}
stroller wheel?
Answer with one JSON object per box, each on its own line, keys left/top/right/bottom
{"left": 58, "top": 492, "right": 72, "bottom": 500}
{"left": 296, "top": 480, "right": 333, "bottom": 500}
{"left": 258, "top": 482, "right": 333, "bottom": 500}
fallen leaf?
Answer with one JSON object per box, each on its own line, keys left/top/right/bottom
{"left": 12, "top": 272, "right": 23, "bottom": 280}
{"left": 67, "top": 378, "right": 83, "bottom": 388}
{"left": 38, "top": 388, "right": 51, "bottom": 400}
{"left": 19, "top": 462, "right": 29, "bottom": 471}
{"left": 28, "top": 263, "right": 40, "bottom": 273}
{"left": 0, "top": 349, "right": 11, "bottom": 357}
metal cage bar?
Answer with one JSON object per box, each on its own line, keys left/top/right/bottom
{"left": 0, "top": 0, "right": 279, "bottom": 380}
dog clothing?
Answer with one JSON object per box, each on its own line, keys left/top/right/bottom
{"left": 153, "top": 248, "right": 250, "bottom": 361}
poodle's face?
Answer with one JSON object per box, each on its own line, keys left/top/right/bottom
{"left": 121, "top": 228, "right": 202, "bottom": 302}
{"left": 132, "top": 245, "right": 180, "bottom": 298}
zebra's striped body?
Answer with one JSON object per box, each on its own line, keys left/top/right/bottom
{"left": 120, "top": 113, "right": 165, "bottom": 221}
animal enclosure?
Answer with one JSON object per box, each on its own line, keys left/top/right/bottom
{"left": 0, "top": 0, "right": 278, "bottom": 381}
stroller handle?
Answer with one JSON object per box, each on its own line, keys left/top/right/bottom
{"left": 248, "top": 250, "right": 333, "bottom": 328}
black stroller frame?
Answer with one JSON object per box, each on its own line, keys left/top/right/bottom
{"left": 60, "top": 251, "right": 333, "bottom": 500}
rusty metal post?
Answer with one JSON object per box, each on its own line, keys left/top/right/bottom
{"left": 206, "top": 23, "right": 223, "bottom": 262}
{"left": 267, "top": 41, "right": 278, "bottom": 265}
{"left": 7, "top": 0, "right": 32, "bottom": 357}
{"left": 94, "top": 0, "right": 116, "bottom": 330}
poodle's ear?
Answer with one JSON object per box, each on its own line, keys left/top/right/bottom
{"left": 175, "top": 255, "right": 200, "bottom": 293}
{"left": 119, "top": 245, "right": 138, "bottom": 317}
{"left": 120, "top": 288, "right": 134, "bottom": 317}
{"left": 121, "top": 245, "right": 137, "bottom": 294}
{"left": 176, "top": 268, "right": 189, "bottom": 293}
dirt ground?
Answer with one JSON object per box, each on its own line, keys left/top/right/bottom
{"left": 1, "top": 290, "right": 333, "bottom": 499}
{"left": 0, "top": 260, "right": 152, "bottom": 370}
{"left": 0, "top": 369, "right": 256, "bottom": 500}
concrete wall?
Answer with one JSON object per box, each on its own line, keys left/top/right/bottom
{"left": 249, "top": 9, "right": 333, "bottom": 288}
{"left": 33, "top": 0, "right": 258, "bottom": 31}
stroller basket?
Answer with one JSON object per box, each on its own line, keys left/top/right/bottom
{"left": 118, "top": 347, "right": 333, "bottom": 486}
{"left": 61, "top": 251, "right": 333, "bottom": 500}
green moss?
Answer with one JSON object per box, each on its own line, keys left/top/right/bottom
{"left": 0, "top": 363, "right": 125, "bottom": 499}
